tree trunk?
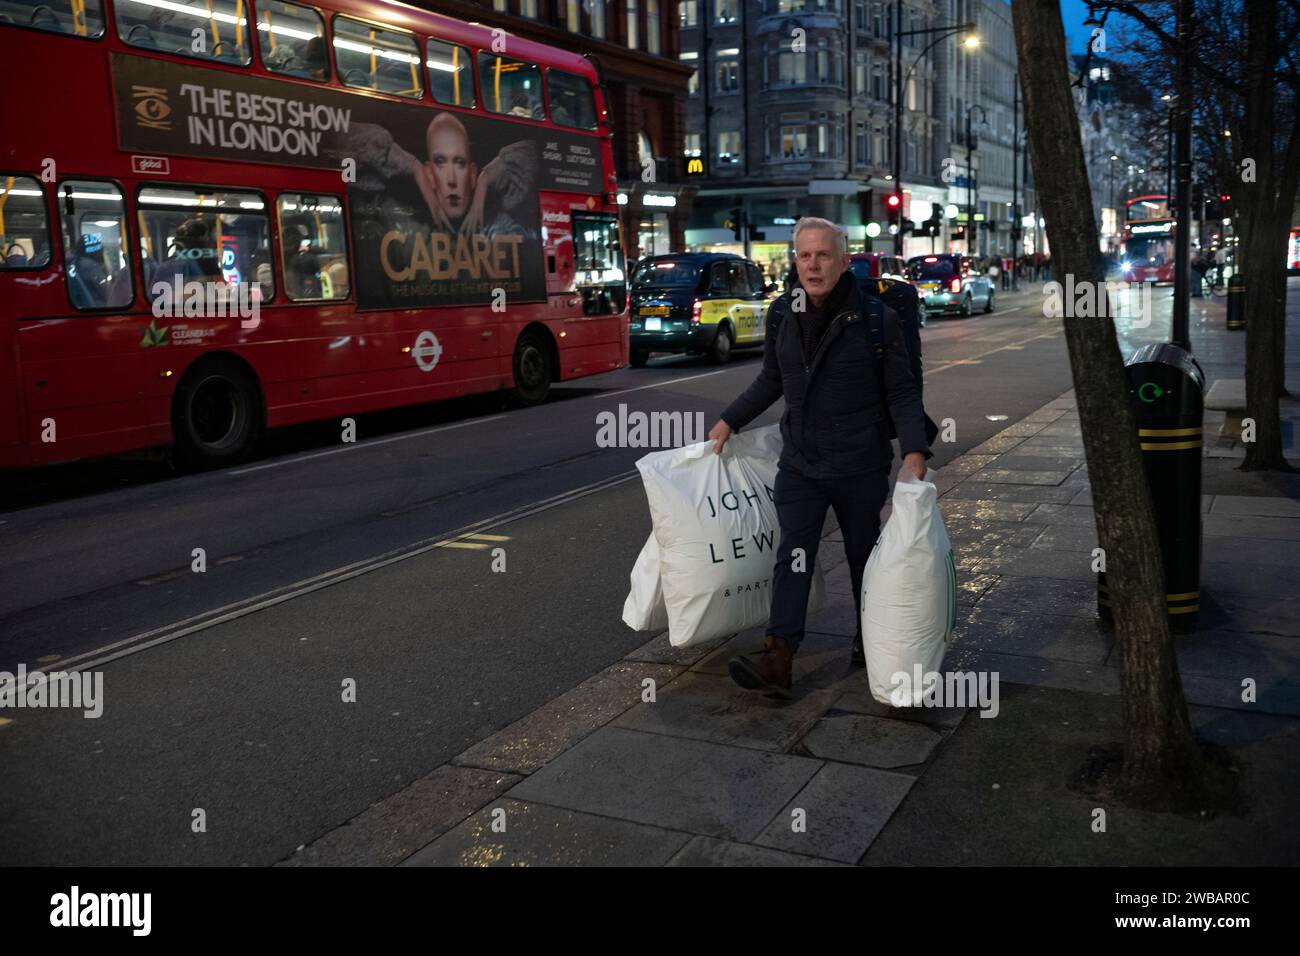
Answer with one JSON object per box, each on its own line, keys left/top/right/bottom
{"left": 1239, "top": 0, "right": 1292, "bottom": 470}
{"left": 1011, "top": 0, "right": 1207, "bottom": 807}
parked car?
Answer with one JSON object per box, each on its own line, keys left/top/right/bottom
{"left": 627, "top": 253, "right": 778, "bottom": 366}
{"left": 905, "top": 254, "right": 996, "bottom": 317}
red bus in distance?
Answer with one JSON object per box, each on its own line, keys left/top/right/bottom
{"left": 0, "top": 0, "right": 628, "bottom": 469}
{"left": 1121, "top": 194, "right": 1175, "bottom": 285}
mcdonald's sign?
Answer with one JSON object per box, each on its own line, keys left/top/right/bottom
{"left": 687, "top": 157, "right": 704, "bottom": 175}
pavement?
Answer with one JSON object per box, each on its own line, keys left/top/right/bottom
{"left": 279, "top": 284, "right": 1300, "bottom": 867}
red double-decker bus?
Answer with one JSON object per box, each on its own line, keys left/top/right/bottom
{"left": 0, "top": 0, "right": 627, "bottom": 468}
{"left": 1121, "top": 194, "right": 1175, "bottom": 284}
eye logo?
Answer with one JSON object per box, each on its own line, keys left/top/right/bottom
{"left": 132, "top": 85, "right": 172, "bottom": 131}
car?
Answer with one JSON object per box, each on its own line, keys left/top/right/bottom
{"left": 627, "top": 253, "right": 778, "bottom": 366}
{"left": 849, "top": 253, "right": 927, "bottom": 327}
{"left": 848, "top": 252, "right": 908, "bottom": 282}
{"left": 905, "top": 254, "right": 996, "bottom": 317}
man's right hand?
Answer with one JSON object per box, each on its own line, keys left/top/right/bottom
{"left": 708, "top": 419, "right": 733, "bottom": 455}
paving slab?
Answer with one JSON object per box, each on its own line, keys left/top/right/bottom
{"left": 1172, "top": 630, "right": 1300, "bottom": 685}
{"left": 941, "top": 454, "right": 1000, "bottom": 476}
{"left": 1021, "top": 503, "right": 1099, "bottom": 526}
{"left": 1194, "top": 535, "right": 1300, "bottom": 568}
{"left": 665, "top": 835, "right": 847, "bottom": 867}
{"left": 1209, "top": 495, "right": 1300, "bottom": 518}
{"left": 974, "top": 548, "right": 1099, "bottom": 582}
{"left": 613, "top": 672, "right": 837, "bottom": 753}
{"left": 976, "top": 575, "right": 1100, "bottom": 620}
{"left": 832, "top": 690, "right": 970, "bottom": 730}
{"left": 967, "top": 435, "right": 1029, "bottom": 455}
{"left": 799, "top": 712, "right": 944, "bottom": 770}
{"left": 403, "top": 798, "right": 691, "bottom": 867}
{"left": 940, "top": 648, "right": 1121, "bottom": 697}
{"left": 692, "top": 625, "right": 859, "bottom": 687}
{"left": 968, "top": 468, "right": 1074, "bottom": 486}
{"left": 946, "top": 482, "right": 1080, "bottom": 504}
{"left": 624, "top": 630, "right": 733, "bottom": 668}
{"left": 861, "top": 684, "right": 1300, "bottom": 866}
{"left": 505, "top": 727, "right": 823, "bottom": 842}
{"left": 938, "top": 498, "right": 1041, "bottom": 522}
{"left": 947, "top": 519, "right": 1047, "bottom": 555}
{"left": 280, "top": 764, "right": 521, "bottom": 867}
{"left": 1203, "top": 514, "right": 1300, "bottom": 541}
{"left": 454, "top": 661, "right": 683, "bottom": 775}
{"left": 1199, "top": 589, "right": 1300, "bottom": 638}
{"left": 949, "top": 606, "right": 1111, "bottom": 664}
{"left": 987, "top": 455, "right": 1087, "bottom": 473}
{"left": 1028, "top": 523, "right": 1100, "bottom": 552}
{"left": 753, "top": 762, "right": 916, "bottom": 863}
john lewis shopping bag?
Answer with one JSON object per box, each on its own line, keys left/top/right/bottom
{"left": 861, "top": 470, "right": 957, "bottom": 705}
{"left": 629, "top": 424, "right": 825, "bottom": 647}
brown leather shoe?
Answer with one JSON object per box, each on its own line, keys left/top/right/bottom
{"left": 728, "top": 635, "right": 794, "bottom": 700}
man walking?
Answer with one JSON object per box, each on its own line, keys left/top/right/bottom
{"left": 707, "top": 218, "right": 930, "bottom": 700}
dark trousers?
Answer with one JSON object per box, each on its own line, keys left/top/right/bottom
{"left": 768, "top": 465, "right": 891, "bottom": 651}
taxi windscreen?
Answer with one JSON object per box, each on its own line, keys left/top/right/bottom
{"left": 632, "top": 260, "right": 700, "bottom": 289}
{"left": 907, "top": 259, "right": 956, "bottom": 281}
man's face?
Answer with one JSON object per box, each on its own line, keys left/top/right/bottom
{"left": 428, "top": 127, "right": 475, "bottom": 219}
{"left": 794, "top": 226, "right": 848, "bottom": 300}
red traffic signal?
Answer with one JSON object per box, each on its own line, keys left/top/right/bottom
{"left": 886, "top": 194, "right": 902, "bottom": 208}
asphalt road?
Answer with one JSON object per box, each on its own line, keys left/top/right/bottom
{"left": 1, "top": 284, "right": 1090, "bottom": 864}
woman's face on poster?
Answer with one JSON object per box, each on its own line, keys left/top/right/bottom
{"left": 427, "top": 127, "right": 477, "bottom": 220}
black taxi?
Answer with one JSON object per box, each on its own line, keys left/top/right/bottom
{"left": 628, "top": 253, "right": 778, "bottom": 366}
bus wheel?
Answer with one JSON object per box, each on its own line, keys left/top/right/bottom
{"left": 512, "top": 331, "right": 553, "bottom": 405}
{"left": 709, "top": 325, "right": 733, "bottom": 364}
{"left": 629, "top": 350, "right": 650, "bottom": 368}
{"left": 171, "top": 357, "right": 263, "bottom": 469}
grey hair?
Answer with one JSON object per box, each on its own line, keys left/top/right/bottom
{"left": 792, "top": 216, "right": 848, "bottom": 257}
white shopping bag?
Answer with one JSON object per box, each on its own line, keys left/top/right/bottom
{"left": 621, "top": 533, "right": 669, "bottom": 632}
{"left": 629, "top": 424, "right": 825, "bottom": 647}
{"left": 861, "top": 469, "right": 957, "bottom": 706}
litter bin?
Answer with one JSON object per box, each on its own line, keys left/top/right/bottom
{"left": 1098, "top": 343, "right": 1205, "bottom": 629}
{"left": 1226, "top": 274, "right": 1245, "bottom": 330}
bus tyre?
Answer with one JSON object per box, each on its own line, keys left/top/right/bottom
{"left": 171, "top": 357, "right": 263, "bottom": 470}
{"left": 629, "top": 350, "right": 649, "bottom": 368}
{"left": 709, "top": 325, "right": 733, "bottom": 364}
{"left": 511, "top": 331, "right": 553, "bottom": 406}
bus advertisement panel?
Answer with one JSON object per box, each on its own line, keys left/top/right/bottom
{"left": 111, "top": 52, "right": 602, "bottom": 309}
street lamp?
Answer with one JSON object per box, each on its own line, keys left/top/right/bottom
{"left": 965, "top": 103, "right": 987, "bottom": 257}
{"left": 892, "top": 5, "right": 979, "bottom": 255}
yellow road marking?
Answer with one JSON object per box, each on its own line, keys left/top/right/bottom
{"left": 463, "top": 533, "right": 511, "bottom": 542}
{"left": 434, "top": 541, "right": 491, "bottom": 550}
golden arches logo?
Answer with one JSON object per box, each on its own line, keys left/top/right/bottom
{"left": 687, "top": 158, "right": 703, "bottom": 174}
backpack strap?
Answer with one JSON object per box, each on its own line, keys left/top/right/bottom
{"left": 864, "top": 296, "right": 886, "bottom": 379}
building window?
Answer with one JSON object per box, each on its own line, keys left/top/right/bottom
{"left": 493, "top": 0, "right": 507, "bottom": 11}
{"left": 781, "top": 125, "right": 808, "bottom": 160}
{"left": 872, "top": 62, "right": 886, "bottom": 101}
{"left": 715, "top": 0, "right": 737, "bottom": 24}
{"left": 680, "top": 0, "right": 698, "bottom": 26}
{"left": 591, "top": 0, "right": 606, "bottom": 38}
{"left": 520, "top": 0, "right": 538, "bottom": 17}
{"left": 716, "top": 54, "right": 740, "bottom": 93}
{"left": 777, "top": 48, "right": 806, "bottom": 86}
{"left": 854, "top": 0, "right": 867, "bottom": 30}
{"left": 646, "top": 0, "right": 660, "bottom": 54}
{"left": 566, "top": 0, "right": 580, "bottom": 29}
{"left": 854, "top": 52, "right": 867, "bottom": 95}
{"left": 627, "top": 0, "right": 639, "bottom": 48}
{"left": 716, "top": 130, "right": 741, "bottom": 165}
{"left": 685, "top": 133, "right": 702, "bottom": 157}
{"left": 855, "top": 122, "right": 867, "bottom": 166}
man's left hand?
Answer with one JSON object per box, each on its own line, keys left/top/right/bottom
{"left": 903, "top": 451, "right": 927, "bottom": 481}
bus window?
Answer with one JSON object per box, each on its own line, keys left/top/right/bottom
{"left": 115, "top": 0, "right": 251, "bottom": 65}
{"left": 426, "top": 38, "right": 475, "bottom": 109}
{"left": 0, "top": 0, "right": 105, "bottom": 37}
{"left": 0, "top": 176, "right": 52, "bottom": 269}
{"left": 478, "top": 53, "right": 544, "bottom": 120}
{"left": 277, "top": 193, "right": 349, "bottom": 301}
{"left": 58, "top": 180, "right": 132, "bottom": 311}
{"left": 572, "top": 213, "right": 625, "bottom": 315}
{"left": 547, "top": 69, "right": 597, "bottom": 130}
{"left": 334, "top": 17, "right": 423, "bottom": 98}
{"left": 136, "top": 186, "right": 273, "bottom": 306}
{"left": 256, "top": 0, "right": 329, "bottom": 81}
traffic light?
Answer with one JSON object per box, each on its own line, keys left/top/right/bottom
{"left": 747, "top": 223, "right": 766, "bottom": 241}
{"left": 1191, "top": 183, "right": 1204, "bottom": 219}
{"left": 1219, "top": 194, "right": 1233, "bottom": 219}
{"left": 724, "top": 207, "right": 742, "bottom": 242}
{"left": 886, "top": 193, "right": 902, "bottom": 233}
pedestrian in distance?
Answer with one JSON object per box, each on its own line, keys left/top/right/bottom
{"left": 707, "top": 217, "right": 931, "bottom": 700}
{"left": 1191, "top": 249, "right": 1209, "bottom": 298}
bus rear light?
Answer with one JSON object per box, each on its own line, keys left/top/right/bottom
{"left": 691, "top": 299, "right": 702, "bottom": 323}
